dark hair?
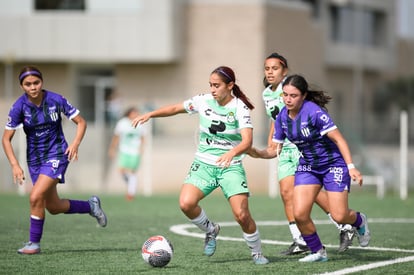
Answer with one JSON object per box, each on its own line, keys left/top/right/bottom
{"left": 282, "top": 74, "right": 331, "bottom": 110}
{"left": 18, "top": 65, "right": 43, "bottom": 84}
{"left": 211, "top": 66, "right": 254, "bottom": 110}
{"left": 266, "top": 52, "right": 288, "bottom": 68}
{"left": 263, "top": 52, "right": 288, "bottom": 87}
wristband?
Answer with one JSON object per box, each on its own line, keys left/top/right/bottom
{"left": 347, "top": 163, "right": 355, "bottom": 169}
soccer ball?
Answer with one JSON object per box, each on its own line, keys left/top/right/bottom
{"left": 141, "top": 235, "right": 174, "bottom": 267}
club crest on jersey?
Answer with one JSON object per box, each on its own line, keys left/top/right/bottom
{"left": 226, "top": 112, "right": 235, "bottom": 123}
{"left": 301, "top": 127, "right": 311, "bottom": 137}
{"left": 49, "top": 112, "right": 58, "bottom": 121}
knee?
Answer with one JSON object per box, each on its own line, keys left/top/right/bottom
{"left": 329, "top": 212, "right": 347, "bottom": 224}
{"left": 293, "top": 209, "right": 309, "bottom": 224}
{"left": 179, "top": 196, "right": 196, "bottom": 214}
{"left": 233, "top": 209, "right": 251, "bottom": 226}
{"left": 29, "top": 193, "right": 43, "bottom": 209}
{"left": 280, "top": 188, "right": 293, "bottom": 204}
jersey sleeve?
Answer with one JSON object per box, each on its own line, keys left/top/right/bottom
{"left": 59, "top": 94, "right": 79, "bottom": 120}
{"left": 236, "top": 101, "right": 253, "bottom": 129}
{"left": 5, "top": 100, "right": 24, "bottom": 130}
{"left": 314, "top": 108, "right": 337, "bottom": 136}
{"left": 183, "top": 94, "right": 202, "bottom": 114}
{"left": 272, "top": 109, "right": 286, "bottom": 143}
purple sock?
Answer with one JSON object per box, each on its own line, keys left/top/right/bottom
{"left": 302, "top": 232, "right": 323, "bottom": 253}
{"left": 30, "top": 216, "right": 45, "bottom": 243}
{"left": 352, "top": 212, "right": 363, "bottom": 228}
{"left": 65, "top": 200, "right": 91, "bottom": 214}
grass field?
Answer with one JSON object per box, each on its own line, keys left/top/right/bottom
{"left": 0, "top": 190, "right": 413, "bottom": 274}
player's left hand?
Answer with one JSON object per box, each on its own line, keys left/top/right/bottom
{"left": 349, "top": 168, "right": 363, "bottom": 186}
{"left": 216, "top": 152, "right": 235, "bottom": 168}
{"left": 65, "top": 144, "right": 79, "bottom": 162}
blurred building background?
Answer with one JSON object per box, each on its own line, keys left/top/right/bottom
{"left": 0, "top": 0, "right": 413, "bottom": 197}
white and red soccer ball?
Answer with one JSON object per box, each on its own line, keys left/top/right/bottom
{"left": 141, "top": 235, "right": 174, "bottom": 267}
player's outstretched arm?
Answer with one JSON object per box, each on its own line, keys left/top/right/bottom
{"left": 132, "top": 103, "right": 186, "bottom": 128}
{"left": 247, "top": 142, "right": 282, "bottom": 159}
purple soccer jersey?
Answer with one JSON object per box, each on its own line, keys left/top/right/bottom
{"left": 273, "top": 100, "right": 346, "bottom": 168}
{"left": 5, "top": 90, "right": 79, "bottom": 165}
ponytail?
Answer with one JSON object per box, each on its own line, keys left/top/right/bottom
{"left": 232, "top": 84, "right": 254, "bottom": 110}
{"left": 283, "top": 74, "right": 331, "bottom": 110}
{"left": 212, "top": 66, "right": 255, "bottom": 110}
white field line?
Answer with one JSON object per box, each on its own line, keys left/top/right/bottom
{"left": 169, "top": 218, "right": 414, "bottom": 274}
{"left": 316, "top": 256, "right": 414, "bottom": 275}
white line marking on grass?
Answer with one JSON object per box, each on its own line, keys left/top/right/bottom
{"left": 170, "top": 218, "right": 414, "bottom": 274}
{"left": 317, "top": 256, "right": 414, "bottom": 275}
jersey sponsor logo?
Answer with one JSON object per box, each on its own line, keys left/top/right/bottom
{"left": 35, "top": 130, "right": 49, "bottom": 137}
{"left": 241, "top": 181, "right": 247, "bottom": 188}
{"left": 320, "top": 114, "right": 330, "bottom": 123}
{"left": 244, "top": 116, "right": 252, "bottom": 125}
{"left": 329, "top": 166, "right": 344, "bottom": 184}
{"left": 270, "top": 106, "right": 280, "bottom": 120}
{"left": 205, "top": 137, "right": 232, "bottom": 147}
{"left": 23, "top": 111, "right": 32, "bottom": 124}
{"left": 47, "top": 159, "right": 60, "bottom": 174}
{"left": 209, "top": 120, "right": 226, "bottom": 134}
{"left": 187, "top": 102, "right": 195, "bottom": 112}
{"left": 205, "top": 108, "right": 212, "bottom": 116}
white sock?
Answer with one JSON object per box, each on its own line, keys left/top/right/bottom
{"left": 127, "top": 173, "right": 137, "bottom": 196}
{"left": 190, "top": 209, "right": 214, "bottom": 233}
{"left": 243, "top": 229, "right": 262, "bottom": 255}
{"left": 327, "top": 213, "right": 342, "bottom": 230}
{"left": 289, "top": 222, "right": 306, "bottom": 245}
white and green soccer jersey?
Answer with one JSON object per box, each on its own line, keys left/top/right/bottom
{"left": 262, "top": 83, "right": 295, "bottom": 149}
{"left": 183, "top": 94, "right": 252, "bottom": 166}
{"left": 114, "top": 117, "right": 145, "bottom": 156}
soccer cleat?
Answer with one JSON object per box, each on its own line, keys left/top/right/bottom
{"left": 280, "top": 241, "right": 309, "bottom": 255}
{"left": 203, "top": 223, "right": 220, "bottom": 256}
{"left": 88, "top": 196, "right": 107, "bottom": 227}
{"left": 298, "top": 246, "right": 328, "bottom": 262}
{"left": 356, "top": 213, "right": 371, "bottom": 247}
{"left": 17, "top": 242, "right": 40, "bottom": 255}
{"left": 338, "top": 224, "right": 356, "bottom": 252}
{"left": 252, "top": 253, "right": 270, "bottom": 265}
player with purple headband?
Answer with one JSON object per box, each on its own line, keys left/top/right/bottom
{"left": 2, "top": 65, "right": 107, "bottom": 255}
{"left": 249, "top": 74, "right": 370, "bottom": 262}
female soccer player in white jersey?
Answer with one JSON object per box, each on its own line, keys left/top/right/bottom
{"left": 262, "top": 53, "right": 354, "bottom": 254}
{"left": 249, "top": 74, "right": 370, "bottom": 262}
{"left": 131, "top": 66, "right": 269, "bottom": 265}
{"left": 2, "top": 66, "right": 107, "bottom": 255}
{"left": 108, "top": 107, "right": 145, "bottom": 201}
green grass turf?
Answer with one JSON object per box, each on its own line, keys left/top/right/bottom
{"left": 0, "top": 191, "right": 413, "bottom": 274}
